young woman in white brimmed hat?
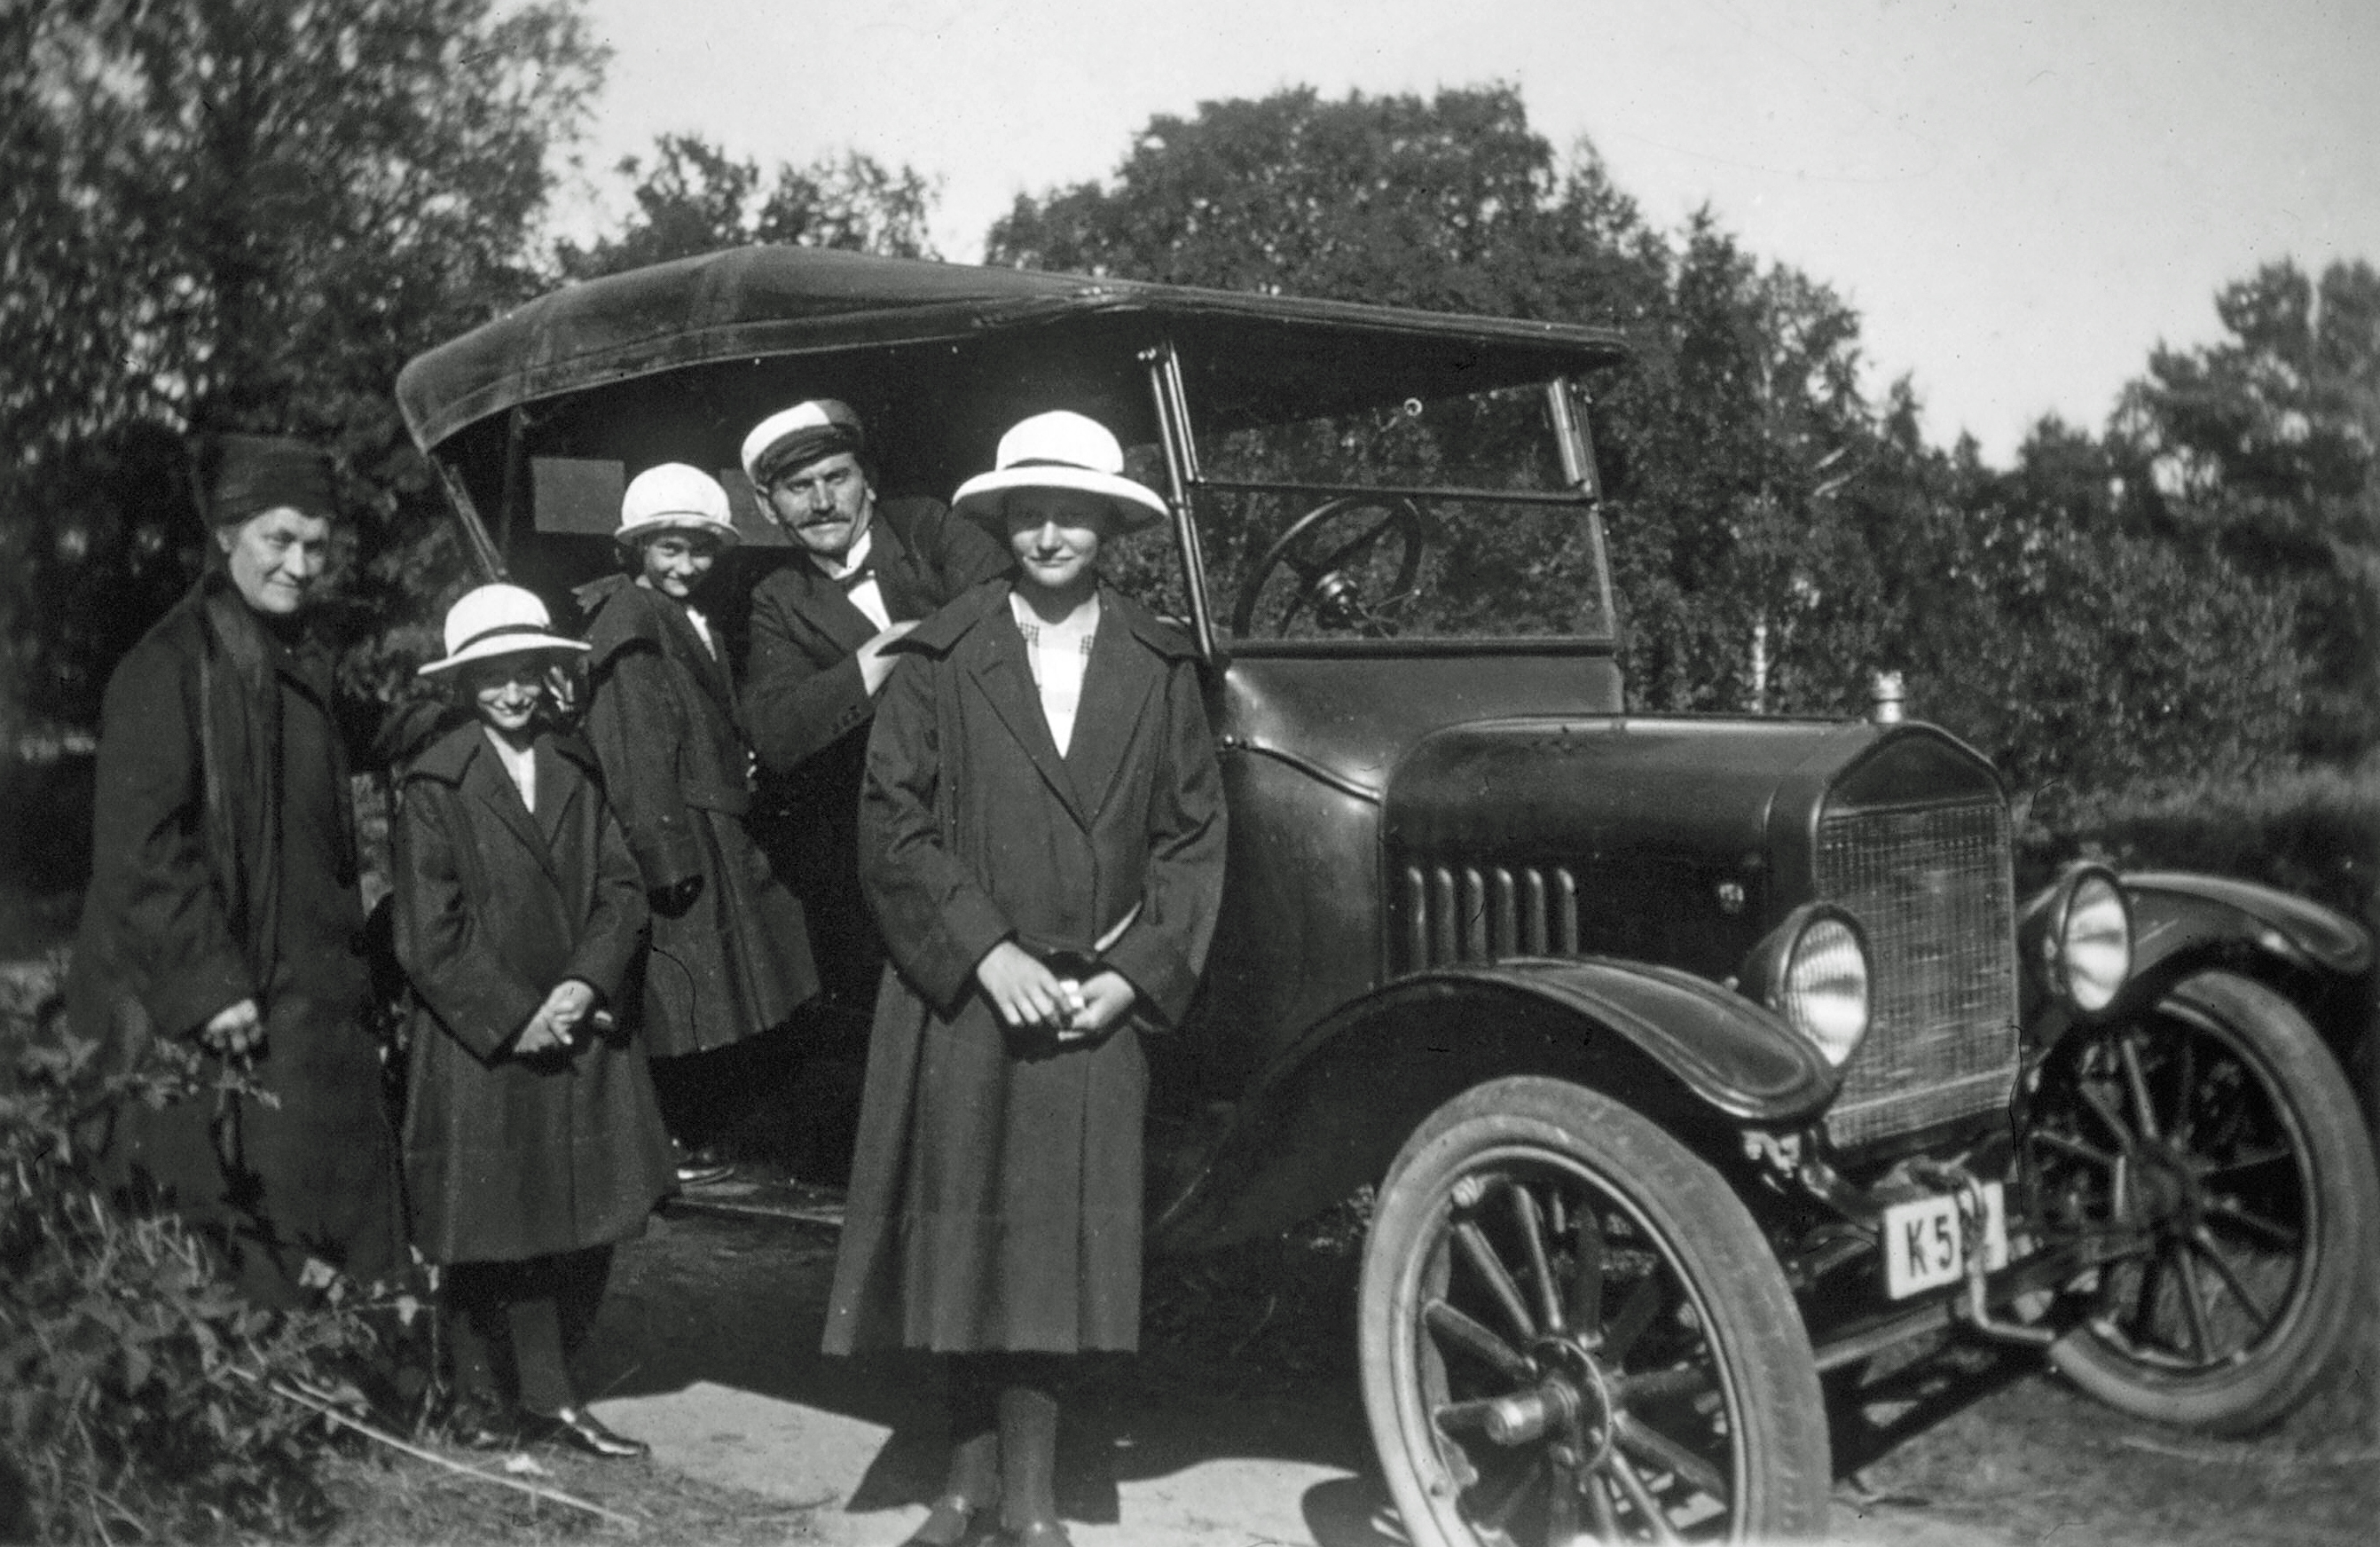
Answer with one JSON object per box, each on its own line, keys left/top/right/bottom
{"left": 395, "top": 583, "right": 671, "bottom": 1457}
{"left": 822, "top": 412, "right": 1225, "bottom": 1547}
{"left": 574, "top": 464, "right": 819, "bottom": 1185}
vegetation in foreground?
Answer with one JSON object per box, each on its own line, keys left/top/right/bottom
{"left": 0, "top": 955, "right": 385, "bottom": 1543}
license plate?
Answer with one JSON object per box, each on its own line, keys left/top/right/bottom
{"left": 1882, "top": 1182, "right": 2009, "bottom": 1299}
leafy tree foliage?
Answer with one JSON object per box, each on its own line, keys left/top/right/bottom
{"left": 1, "top": 0, "right": 606, "bottom": 734}
{"left": 2110, "top": 260, "right": 2380, "bottom": 758}
{"left": 558, "top": 132, "right": 940, "bottom": 278}
{"left": 1906, "top": 421, "right": 2305, "bottom": 804}
{"left": 1, "top": 975, "right": 388, "bottom": 1544}
{"left": 994, "top": 84, "right": 1660, "bottom": 323}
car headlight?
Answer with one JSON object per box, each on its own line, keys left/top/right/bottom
{"left": 2043, "top": 865, "right": 2132, "bottom": 1015}
{"left": 1744, "top": 904, "right": 1873, "bottom": 1067}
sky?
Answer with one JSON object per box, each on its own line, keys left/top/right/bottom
{"left": 562, "top": 0, "right": 2380, "bottom": 466}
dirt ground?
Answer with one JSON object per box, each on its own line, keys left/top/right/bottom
{"left": 542, "top": 1187, "right": 2377, "bottom": 1547}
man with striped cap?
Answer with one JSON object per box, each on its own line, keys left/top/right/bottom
{"left": 740, "top": 401, "right": 1009, "bottom": 1041}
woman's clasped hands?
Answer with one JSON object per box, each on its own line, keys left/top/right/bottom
{"left": 513, "top": 979, "right": 598, "bottom": 1057}
{"left": 974, "top": 941, "right": 1135, "bottom": 1040}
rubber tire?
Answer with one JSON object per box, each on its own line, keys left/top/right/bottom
{"left": 2046, "top": 970, "right": 2380, "bottom": 1433}
{"left": 1358, "top": 1075, "right": 1832, "bottom": 1546}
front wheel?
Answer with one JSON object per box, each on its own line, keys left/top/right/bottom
{"left": 2027, "top": 970, "right": 2380, "bottom": 1433}
{"left": 1359, "top": 1076, "right": 1831, "bottom": 1546}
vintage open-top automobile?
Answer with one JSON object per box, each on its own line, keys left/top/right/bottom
{"left": 397, "top": 247, "right": 2379, "bottom": 1544}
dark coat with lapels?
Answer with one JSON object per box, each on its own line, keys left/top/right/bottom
{"left": 67, "top": 572, "right": 402, "bottom": 1301}
{"left": 821, "top": 579, "right": 1227, "bottom": 1355}
{"left": 577, "top": 575, "right": 817, "bottom": 1057}
{"left": 392, "top": 722, "right": 673, "bottom": 1263}
{"left": 741, "top": 497, "right": 1009, "bottom": 1009}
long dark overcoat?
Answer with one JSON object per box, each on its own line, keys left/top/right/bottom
{"left": 821, "top": 581, "right": 1226, "bottom": 1355}
{"left": 577, "top": 576, "right": 816, "bottom": 1058}
{"left": 742, "top": 498, "right": 1009, "bottom": 1011}
{"left": 391, "top": 723, "right": 672, "bottom": 1263}
{"left": 66, "top": 574, "right": 401, "bottom": 1299}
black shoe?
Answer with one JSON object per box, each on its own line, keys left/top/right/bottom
{"left": 674, "top": 1143, "right": 734, "bottom": 1187}
{"left": 522, "top": 1405, "right": 650, "bottom": 1459}
{"left": 994, "top": 1522, "right": 1072, "bottom": 1547}
{"left": 904, "top": 1493, "right": 994, "bottom": 1547}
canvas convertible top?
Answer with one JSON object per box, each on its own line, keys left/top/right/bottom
{"left": 395, "top": 247, "right": 1630, "bottom": 495}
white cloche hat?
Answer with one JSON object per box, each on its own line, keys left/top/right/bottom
{"left": 614, "top": 462, "right": 741, "bottom": 548}
{"left": 950, "top": 412, "right": 1169, "bottom": 534}
{"left": 419, "top": 584, "right": 589, "bottom": 677}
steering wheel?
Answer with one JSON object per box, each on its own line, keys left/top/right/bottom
{"left": 1230, "top": 496, "right": 1430, "bottom": 638}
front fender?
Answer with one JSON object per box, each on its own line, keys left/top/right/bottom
{"left": 1149, "top": 959, "right": 1835, "bottom": 1255}
{"left": 2021, "top": 868, "right": 2373, "bottom": 1049}
{"left": 2123, "top": 871, "right": 2371, "bottom": 981}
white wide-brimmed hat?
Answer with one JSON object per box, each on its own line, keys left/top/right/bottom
{"left": 419, "top": 584, "right": 589, "bottom": 677}
{"left": 741, "top": 398, "right": 866, "bottom": 487}
{"left": 950, "top": 412, "right": 1169, "bottom": 534}
{"left": 614, "top": 462, "right": 740, "bottom": 547}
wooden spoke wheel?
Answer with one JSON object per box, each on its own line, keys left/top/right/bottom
{"left": 1360, "top": 1078, "right": 1830, "bottom": 1546}
{"left": 2027, "top": 970, "right": 2379, "bottom": 1433}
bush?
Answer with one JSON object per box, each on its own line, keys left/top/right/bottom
{"left": 1894, "top": 515, "right": 2307, "bottom": 810}
{"left": 0, "top": 955, "right": 385, "bottom": 1544}
{"left": 2022, "top": 756, "right": 2380, "bottom": 925}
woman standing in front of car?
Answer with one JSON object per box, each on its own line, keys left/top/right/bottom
{"left": 822, "top": 412, "right": 1226, "bottom": 1547}
{"left": 394, "top": 584, "right": 671, "bottom": 1457}
{"left": 576, "top": 465, "right": 818, "bottom": 1182}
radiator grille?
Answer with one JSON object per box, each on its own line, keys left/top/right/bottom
{"left": 1813, "top": 800, "right": 2019, "bottom": 1148}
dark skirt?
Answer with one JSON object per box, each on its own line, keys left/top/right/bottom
{"left": 821, "top": 969, "right": 1147, "bottom": 1355}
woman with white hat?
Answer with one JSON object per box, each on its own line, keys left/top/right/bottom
{"left": 393, "top": 584, "right": 671, "bottom": 1457}
{"left": 575, "top": 464, "right": 818, "bottom": 1184}
{"left": 821, "top": 412, "right": 1227, "bottom": 1547}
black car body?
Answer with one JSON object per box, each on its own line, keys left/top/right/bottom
{"left": 399, "top": 247, "right": 2379, "bottom": 1546}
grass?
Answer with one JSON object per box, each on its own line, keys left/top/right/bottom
{"left": 319, "top": 1439, "right": 818, "bottom": 1546}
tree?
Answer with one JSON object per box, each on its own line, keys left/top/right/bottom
{"left": 993, "top": 83, "right": 1659, "bottom": 324}
{"left": 558, "top": 133, "right": 940, "bottom": 279}
{"left": 2, "top": 0, "right": 606, "bottom": 734}
{"left": 1595, "top": 214, "right": 1892, "bottom": 715}
{"left": 1904, "top": 420, "right": 2305, "bottom": 804}
{"left": 2111, "top": 260, "right": 2380, "bottom": 758}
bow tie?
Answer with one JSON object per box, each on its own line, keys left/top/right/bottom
{"left": 835, "top": 560, "right": 875, "bottom": 592}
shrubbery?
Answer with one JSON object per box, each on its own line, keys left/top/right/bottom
{"left": 0, "top": 957, "right": 384, "bottom": 1544}
{"left": 1902, "top": 515, "right": 2308, "bottom": 808}
{"left": 2028, "top": 755, "right": 2380, "bottom": 926}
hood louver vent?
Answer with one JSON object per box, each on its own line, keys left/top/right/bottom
{"left": 1402, "top": 863, "right": 1581, "bottom": 964}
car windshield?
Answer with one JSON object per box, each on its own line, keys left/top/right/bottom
{"left": 1104, "top": 382, "right": 1616, "bottom": 648}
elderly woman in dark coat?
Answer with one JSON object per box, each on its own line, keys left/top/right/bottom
{"left": 67, "top": 434, "right": 401, "bottom": 1307}
{"left": 575, "top": 463, "right": 818, "bottom": 1180}
{"left": 822, "top": 412, "right": 1226, "bottom": 1547}
{"left": 394, "top": 584, "right": 672, "bottom": 1457}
